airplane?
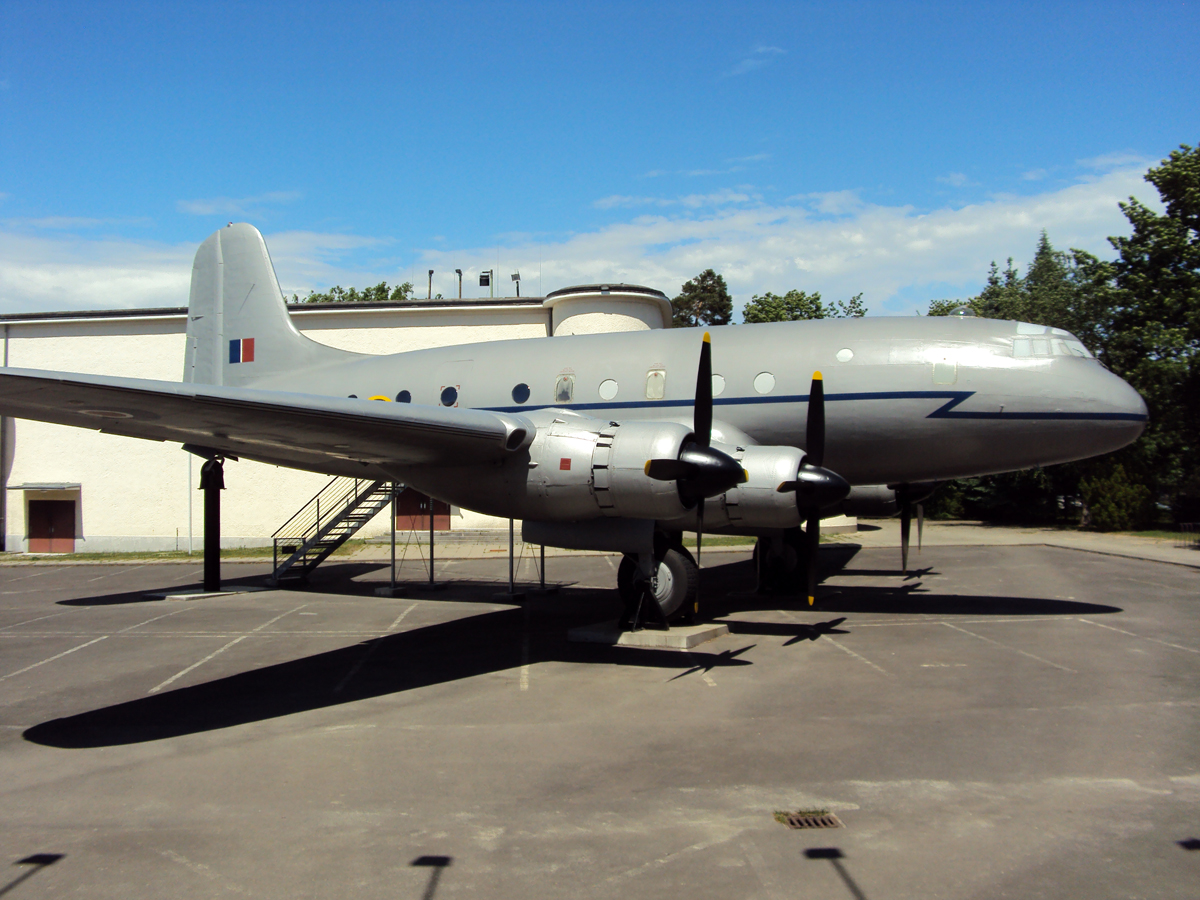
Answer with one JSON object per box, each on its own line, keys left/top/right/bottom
{"left": 0, "top": 223, "right": 1148, "bottom": 625}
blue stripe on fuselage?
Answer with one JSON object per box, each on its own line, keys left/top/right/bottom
{"left": 478, "top": 389, "right": 1148, "bottom": 421}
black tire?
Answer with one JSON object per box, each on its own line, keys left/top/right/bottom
{"left": 617, "top": 549, "right": 699, "bottom": 619}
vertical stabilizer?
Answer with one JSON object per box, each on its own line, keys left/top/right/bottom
{"left": 183, "top": 223, "right": 359, "bottom": 386}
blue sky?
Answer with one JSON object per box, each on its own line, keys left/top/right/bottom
{"left": 1, "top": 1, "right": 1197, "bottom": 315}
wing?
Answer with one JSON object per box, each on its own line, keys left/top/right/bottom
{"left": 0, "top": 368, "right": 534, "bottom": 475}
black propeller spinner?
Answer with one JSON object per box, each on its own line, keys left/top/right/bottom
{"left": 775, "top": 372, "right": 851, "bottom": 605}
{"left": 644, "top": 333, "right": 748, "bottom": 615}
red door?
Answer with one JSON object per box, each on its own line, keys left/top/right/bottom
{"left": 395, "top": 490, "right": 451, "bottom": 531}
{"left": 28, "top": 500, "right": 76, "bottom": 553}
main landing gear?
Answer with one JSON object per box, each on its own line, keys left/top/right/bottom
{"left": 616, "top": 542, "right": 699, "bottom": 631}
{"left": 754, "top": 526, "right": 809, "bottom": 596}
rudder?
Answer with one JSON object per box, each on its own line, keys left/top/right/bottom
{"left": 183, "top": 223, "right": 358, "bottom": 386}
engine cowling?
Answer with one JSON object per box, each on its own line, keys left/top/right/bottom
{"left": 521, "top": 418, "right": 695, "bottom": 521}
{"left": 662, "top": 444, "right": 807, "bottom": 531}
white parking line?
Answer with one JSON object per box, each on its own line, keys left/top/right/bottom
{"left": 148, "top": 605, "right": 307, "bottom": 694}
{"left": 941, "top": 622, "right": 1076, "bottom": 672}
{"left": 334, "top": 603, "right": 419, "bottom": 694}
{"left": 117, "top": 608, "right": 189, "bottom": 633}
{"left": 0, "top": 636, "right": 108, "bottom": 682}
{"left": 826, "top": 637, "right": 889, "bottom": 675}
{"left": 1078, "top": 617, "right": 1200, "bottom": 654}
{"left": 519, "top": 605, "right": 531, "bottom": 691}
{"left": 1, "top": 568, "right": 64, "bottom": 583}
{"left": 0, "top": 612, "right": 69, "bottom": 631}
{"left": 86, "top": 564, "right": 147, "bottom": 583}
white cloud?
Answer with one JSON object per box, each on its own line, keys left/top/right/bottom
{"left": 422, "top": 166, "right": 1156, "bottom": 314}
{"left": 176, "top": 191, "right": 302, "bottom": 216}
{"left": 1077, "top": 151, "right": 1153, "bottom": 171}
{"left": 0, "top": 165, "right": 1162, "bottom": 316}
{"left": 1021, "top": 169, "right": 1048, "bottom": 181}
{"left": 4, "top": 215, "right": 155, "bottom": 230}
{"left": 936, "top": 172, "right": 970, "bottom": 187}
{"left": 727, "top": 46, "right": 785, "bottom": 77}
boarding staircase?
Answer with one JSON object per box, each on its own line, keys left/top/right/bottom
{"left": 271, "top": 477, "right": 395, "bottom": 584}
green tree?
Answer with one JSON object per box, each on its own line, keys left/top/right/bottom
{"left": 294, "top": 281, "right": 414, "bottom": 304}
{"left": 742, "top": 289, "right": 866, "bottom": 323}
{"left": 671, "top": 270, "right": 733, "bottom": 328}
{"left": 924, "top": 145, "right": 1200, "bottom": 527}
{"left": 1107, "top": 144, "right": 1200, "bottom": 515}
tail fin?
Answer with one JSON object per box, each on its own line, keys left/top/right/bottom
{"left": 183, "top": 223, "right": 359, "bottom": 387}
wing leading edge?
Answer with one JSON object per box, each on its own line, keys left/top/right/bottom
{"left": 0, "top": 368, "right": 535, "bottom": 476}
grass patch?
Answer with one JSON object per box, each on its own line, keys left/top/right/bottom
{"left": 6, "top": 539, "right": 368, "bottom": 563}
{"left": 1129, "top": 530, "right": 1195, "bottom": 541}
{"left": 681, "top": 535, "right": 756, "bottom": 548}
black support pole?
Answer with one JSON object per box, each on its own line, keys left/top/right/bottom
{"left": 199, "top": 457, "right": 224, "bottom": 592}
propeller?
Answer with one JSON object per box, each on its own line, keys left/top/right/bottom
{"left": 776, "top": 372, "right": 851, "bottom": 605}
{"left": 644, "top": 332, "right": 748, "bottom": 618}
{"left": 894, "top": 482, "right": 937, "bottom": 574}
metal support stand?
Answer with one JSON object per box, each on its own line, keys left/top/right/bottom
{"left": 407, "top": 498, "right": 446, "bottom": 592}
{"left": 494, "top": 517, "right": 526, "bottom": 600}
{"left": 529, "top": 542, "right": 559, "bottom": 595}
{"left": 199, "top": 457, "right": 224, "bottom": 593}
{"left": 390, "top": 484, "right": 397, "bottom": 594}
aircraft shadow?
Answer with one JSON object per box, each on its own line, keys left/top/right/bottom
{"left": 24, "top": 595, "right": 752, "bottom": 749}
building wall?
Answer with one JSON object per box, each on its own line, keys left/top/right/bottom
{"left": 2, "top": 305, "right": 556, "bottom": 551}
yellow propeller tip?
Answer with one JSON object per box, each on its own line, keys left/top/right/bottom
{"left": 813, "top": 371, "right": 823, "bottom": 381}
{"left": 742, "top": 469, "right": 750, "bottom": 482}
{"left": 702, "top": 332, "right": 711, "bottom": 343}
{"left": 808, "top": 595, "right": 815, "bottom": 606}
{"left": 643, "top": 460, "right": 652, "bottom": 475}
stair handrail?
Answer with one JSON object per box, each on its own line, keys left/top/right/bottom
{"left": 273, "top": 477, "right": 376, "bottom": 542}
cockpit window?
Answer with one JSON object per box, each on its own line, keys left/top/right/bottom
{"left": 1013, "top": 337, "right": 1093, "bottom": 359}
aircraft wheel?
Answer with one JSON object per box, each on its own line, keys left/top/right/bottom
{"left": 617, "top": 549, "right": 698, "bottom": 619}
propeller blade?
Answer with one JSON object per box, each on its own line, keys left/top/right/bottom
{"left": 806, "top": 511, "right": 820, "bottom": 605}
{"left": 645, "top": 458, "right": 693, "bottom": 481}
{"left": 694, "top": 332, "right": 713, "bottom": 447}
{"left": 806, "top": 372, "right": 826, "bottom": 468}
{"left": 917, "top": 502, "right": 924, "bottom": 554}
{"left": 900, "top": 502, "right": 911, "bottom": 574}
{"left": 695, "top": 498, "right": 704, "bottom": 618}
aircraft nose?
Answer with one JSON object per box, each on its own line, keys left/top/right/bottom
{"left": 1086, "top": 365, "right": 1148, "bottom": 452}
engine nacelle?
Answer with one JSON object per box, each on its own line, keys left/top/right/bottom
{"left": 522, "top": 417, "right": 694, "bottom": 521}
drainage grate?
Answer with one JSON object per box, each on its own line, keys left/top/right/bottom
{"left": 774, "top": 809, "right": 843, "bottom": 830}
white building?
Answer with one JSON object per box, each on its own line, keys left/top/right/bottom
{"left": 1, "top": 286, "right": 673, "bottom": 552}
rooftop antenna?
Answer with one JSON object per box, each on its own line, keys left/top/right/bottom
{"left": 428, "top": 269, "right": 434, "bottom": 300}
{"left": 455, "top": 269, "right": 463, "bottom": 299}
{"left": 511, "top": 271, "right": 521, "bottom": 298}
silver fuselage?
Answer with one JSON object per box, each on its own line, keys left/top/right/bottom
{"left": 248, "top": 315, "right": 1146, "bottom": 488}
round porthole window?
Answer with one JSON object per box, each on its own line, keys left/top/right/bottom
{"left": 598, "top": 379, "right": 618, "bottom": 400}
{"left": 440, "top": 386, "right": 458, "bottom": 407}
{"left": 396, "top": 390, "right": 411, "bottom": 403}
{"left": 511, "top": 383, "right": 530, "bottom": 404}
{"left": 836, "top": 348, "right": 854, "bottom": 363}
{"left": 711, "top": 374, "right": 726, "bottom": 396}
{"left": 753, "top": 372, "right": 775, "bottom": 394}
